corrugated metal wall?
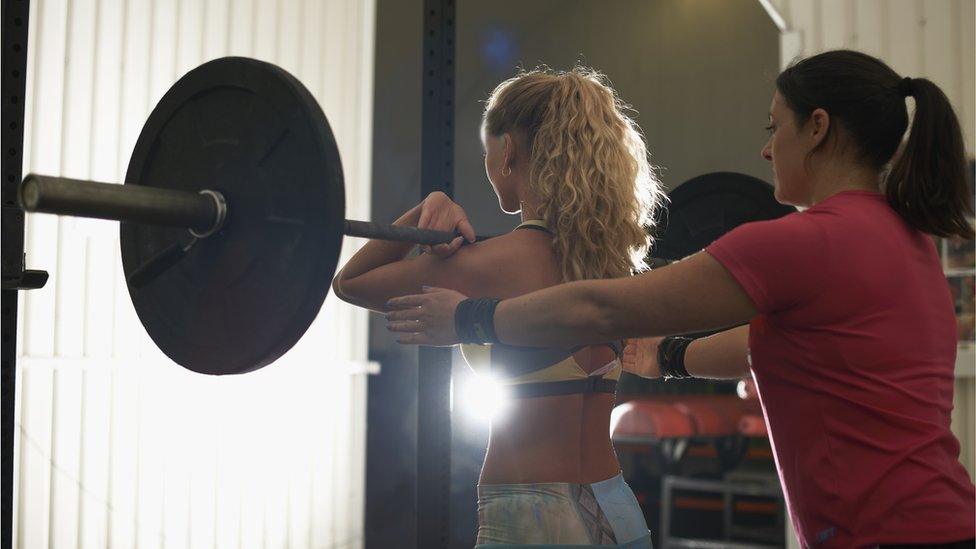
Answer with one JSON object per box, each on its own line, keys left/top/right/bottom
{"left": 14, "top": 0, "right": 376, "bottom": 547}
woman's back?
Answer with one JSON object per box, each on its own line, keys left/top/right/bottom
{"left": 456, "top": 225, "right": 622, "bottom": 485}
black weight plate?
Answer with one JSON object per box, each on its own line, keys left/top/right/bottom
{"left": 121, "top": 57, "right": 345, "bottom": 375}
{"left": 651, "top": 172, "right": 796, "bottom": 261}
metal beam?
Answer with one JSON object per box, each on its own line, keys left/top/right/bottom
{"left": 417, "top": 0, "right": 455, "bottom": 547}
{"left": 1, "top": 1, "right": 32, "bottom": 548}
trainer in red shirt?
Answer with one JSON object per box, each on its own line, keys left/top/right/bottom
{"left": 386, "top": 50, "right": 976, "bottom": 548}
{"left": 707, "top": 191, "right": 974, "bottom": 546}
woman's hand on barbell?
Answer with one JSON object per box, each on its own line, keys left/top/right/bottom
{"left": 419, "top": 192, "right": 475, "bottom": 257}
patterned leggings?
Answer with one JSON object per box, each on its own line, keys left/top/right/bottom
{"left": 475, "top": 474, "right": 653, "bottom": 548}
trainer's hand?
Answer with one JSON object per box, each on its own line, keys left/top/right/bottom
{"left": 418, "top": 192, "right": 475, "bottom": 257}
{"left": 385, "top": 287, "right": 469, "bottom": 346}
{"left": 622, "top": 337, "right": 663, "bottom": 378}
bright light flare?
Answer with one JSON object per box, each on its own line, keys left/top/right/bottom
{"left": 459, "top": 373, "right": 511, "bottom": 422}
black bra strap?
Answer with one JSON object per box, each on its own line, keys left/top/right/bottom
{"left": 509, "top": 377, "right": 617, "bottom": 399}
{"left": 514, "top": 224, "right": 553, "bottom": 235}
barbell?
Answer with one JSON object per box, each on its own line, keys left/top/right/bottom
{"left": 19, "top": 57, "right": 466, "bottom": 376}
{"left": 18, "top": 56, "right": 790, "bottom": 378}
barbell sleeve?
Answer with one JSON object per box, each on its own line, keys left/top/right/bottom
{"left": 19, "top": 174, "right": 220, "bottom": 233}
{"left": 343, "top": 219, "right": 461, "bottom": 246}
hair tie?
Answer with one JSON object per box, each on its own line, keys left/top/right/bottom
{"left": 897, "top": 77, "right": 914, "bottom": 97}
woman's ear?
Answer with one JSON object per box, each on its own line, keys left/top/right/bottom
{"left": 808, "top": 108, "right": 831, "bottom": 149}
{"left": 502, "top": 133, "right": 515, "bottom": 170}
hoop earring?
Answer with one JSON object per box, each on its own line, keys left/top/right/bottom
{"left": 502, "top": 166, "right": 512, "bottom": 177}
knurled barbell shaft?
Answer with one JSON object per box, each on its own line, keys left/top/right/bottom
{"left": 343, "top": 220, "right": 459, "bottom": 245}
{"left": 19, "top": 174, "right": 464, "bottom": 245}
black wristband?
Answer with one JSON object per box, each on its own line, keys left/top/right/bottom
{"left": 454, "top": 298, "right": 502, "bottom": 344}
{"left": 657, "top": 336, "right": 694, "bottom": 380}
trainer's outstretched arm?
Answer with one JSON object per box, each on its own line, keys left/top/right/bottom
{"left": 386, "top": 251, "right": 757, "bottom": 347}
{"left": 492, "top": 251, "right": 756, "bottom": 347}
{"left": 685, "top": 325, "right": 752, "bottom": 379}
{"left": 624, "top": 325, "right": 751, "bottom": 380}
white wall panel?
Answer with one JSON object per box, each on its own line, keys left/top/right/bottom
{"left": 227, "top": 0, "right": 256, "bottom": 58}
{"left": 118, "top": 0, "right": 153, "bottom": 182}
{"left": 952, "top": 378, "right": 976, "bottom": 481}
{"left": 49, "top": 368, "right": 84, "bottom": 549}
{"left": 279, "top": 0, "right": 303, "bottom": 75}
{"left": 853, "top": 0, "right": 885, "bottom": 57}
{"left": 253, "top": 0, "right": 279, "bottom": 62}
{"left": 24, "top": 0, "right": 68, "bottom": 359}
{"left": 887, "top": 0, "right": 923, "bottom": 76}
{"left": 820, "top": 0, "right": 850, "bottom": 49}
{"left": 300, "top": 0, "right": 325, "bottom": 102}
{"left": 176, "top": 0, "right": 206, "bottom": 78}
{"left": 150, "top": 0, "right": 179, "bottom": 108}
{"left": 790, "top": 0, "right": 820, "bottom": 57}
{"left": 108, "top": 369, "right": 139, "bottom": 548}
{"left": 78, "top": 370, "right": 112, "bottom": 549}
{"left": 203, "top": 0, "right": 232, "bottom": 60}
{"left": 959, "top": 0, "right": 975, "bottom": 153}
{"left": 921, "top": 0, "right": 955, "bottom": 96}
{"left": 17, "top": 1, "right": 376, "bottom": 548}
{"left": 16, "top": 366, "right": 53, "bottom": 549}
{"left": 57, "top": 0, "right": 97, "bottom": 360}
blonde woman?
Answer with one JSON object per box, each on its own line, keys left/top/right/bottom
{"left": 333, "top": 68, "right": 661, "bottom": 547}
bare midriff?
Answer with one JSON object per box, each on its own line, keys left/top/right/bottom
{"left": 479, "top": 392, "right": 620, "bottom": 486}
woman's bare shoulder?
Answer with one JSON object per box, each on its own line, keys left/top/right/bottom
{"left": 447, "top": 229, "right": 561, "bottom": 297}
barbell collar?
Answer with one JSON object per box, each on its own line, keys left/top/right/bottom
{"left": 188, "top": 190, "right": 228, "bottom": 238}
{"left": 19, "top": 174, "right": 220, "bottom": 234}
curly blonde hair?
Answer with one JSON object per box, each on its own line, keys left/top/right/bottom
{"left": 484, "top": 67, "right": 665, "bottom": 281}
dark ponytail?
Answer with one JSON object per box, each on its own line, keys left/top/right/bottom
{"left": 777, "top": 50, "right": 973, "bottom": 239}
{"left": 887, "top": 78, "right": 974, "bottom": 239}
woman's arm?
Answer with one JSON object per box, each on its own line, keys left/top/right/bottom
{"left": 494, "top": 252, "right": 754, "bottom": 345}
{"left": 332, "top": 204, "right": 422, "bottom": 290}
{"left": 386, "top": 251, "right": 756, "bottom": 346}
{"left": 624, "top": 326, "right": 751, "bottom": 380}
{"left": 686, "top": 326, "right": 751, "bottom": 379}
{"left": 333, "top": 193, "right": 477, "bottom": 311}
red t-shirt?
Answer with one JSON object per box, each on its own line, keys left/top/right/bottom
{"left": 706, "top": 190, "right": 975, "bottom": 548}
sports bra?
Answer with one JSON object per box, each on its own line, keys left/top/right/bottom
{"left": 459, "top": 220, "right": 623, "bottom": 399}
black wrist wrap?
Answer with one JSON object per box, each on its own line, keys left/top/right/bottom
{"left": 454, "top": 298, "right": 501, "bottom": 344}
{"left": 658, "top": 336, "right": 694, "bottom": 380}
